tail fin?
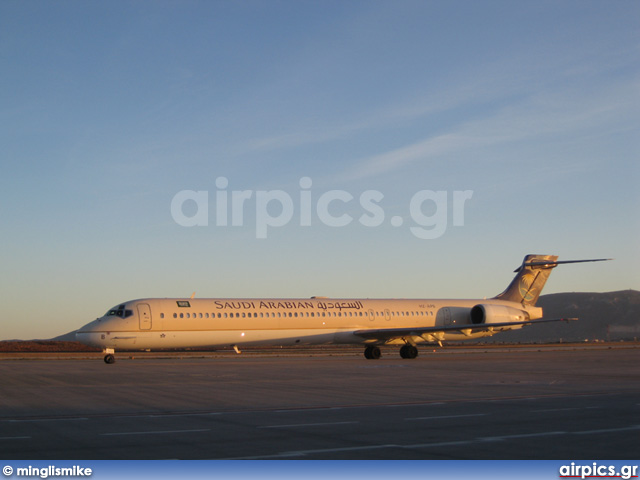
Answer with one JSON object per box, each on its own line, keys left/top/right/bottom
{"left": 494, "top": 255, "right": 611, "bottom": 306}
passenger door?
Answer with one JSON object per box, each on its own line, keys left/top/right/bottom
{"left": 138, "top": 303, "right": 152, "bottom": 330}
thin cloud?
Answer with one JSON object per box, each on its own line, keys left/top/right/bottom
{"left": 342, "top": 77, "right": 639, "bottom": 181}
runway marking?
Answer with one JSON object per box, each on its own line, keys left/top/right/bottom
{"left": 530, "top": 407, "right": 603, "bottom": 413}
{"left": 234, "top": 443, "right": 397, "bottom": 458}
{"left": 100, "top": 428, "right": 210, "bottom": 436}
{"left": 228, "top": 425, "right": 640, "bottom": 459}
{"left": 0, "top": 393, "right": 617, "bottom": 425}
{"left": 383, "top": 402, "right": 445, "bottom": 408}
{"left": 258, "top": 421, "right": 358, "bottom": 429}
{"left": 8, "top": 418, "right": 88, "bottom": 423}
{"left": 477, "top": 431, "right": 566, "bottom": 442}
{"left": 570, "top": 425, "right": 640, "bottom": 435}
{"left": 135, "top": 413, "right": 223, "bottom": 419}
{"left": 405, "top": 413, "right": 488, "bottom": 421}
{"left": 531, "top": 408, "right": 581, "bottom": 413}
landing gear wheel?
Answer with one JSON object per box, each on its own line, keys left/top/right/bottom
{"left": 104, "top": 354, "right": 116, "bottom": 364}
{"left": 364, "top": 346, "right": 381, "bottom": 360}
{"left": 399, "top": 345, "right": 418, "bottom": 359}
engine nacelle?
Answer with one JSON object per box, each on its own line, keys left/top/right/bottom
{"left": 470, "top": 304, "right": 529, "bottom": 325}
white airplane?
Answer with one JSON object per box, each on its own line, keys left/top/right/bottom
{"left": 76, "top": 254, "right": 609, "bottom": 364}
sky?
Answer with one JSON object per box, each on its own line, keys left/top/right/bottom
{"left": 1, "top": 0, "right": 638, "bottom": 340}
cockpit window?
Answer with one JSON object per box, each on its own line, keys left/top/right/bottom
{"left": 105, "top": 307, "right": 133, "bottom": 319}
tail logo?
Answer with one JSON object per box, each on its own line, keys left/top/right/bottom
{"left": 518, "top": 273, "right": 537, "bottom": 303}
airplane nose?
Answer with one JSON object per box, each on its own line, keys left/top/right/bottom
{"left": 75, "top": 318, "right": 105, "bottom": 347}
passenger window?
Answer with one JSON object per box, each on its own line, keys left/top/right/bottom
{"left": 160, "top": 313, "right": 165, "bottom": 319}
{"left": 173, "top": 313, "right": 177, "bottom": 318}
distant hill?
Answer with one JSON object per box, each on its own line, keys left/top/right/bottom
{"left": 481, "top": 290, "right": 640, "bottom": 343}
{"left": 0, "top": 341, "right": 99, "bottom": 352}
{"left": 51, "top": 331, "right": 79, "bottom": 342}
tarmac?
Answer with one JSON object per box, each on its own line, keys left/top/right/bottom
{"left": 0, "top": 345, "right": 638, "bottom": 459}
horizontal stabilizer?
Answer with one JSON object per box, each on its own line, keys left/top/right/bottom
{"left": 515, "top": 258, "right": 612, "bottom": 272}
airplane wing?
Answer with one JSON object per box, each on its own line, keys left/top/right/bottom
{"left": 353, "top": 317, "right": 577, "bottom": 343}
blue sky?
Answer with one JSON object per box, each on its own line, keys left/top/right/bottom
{"left": 1, "top": 1, "right": 638, "bottom": 340}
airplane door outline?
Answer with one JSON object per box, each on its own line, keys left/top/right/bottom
{"left": 443, "top": 308, "right": 451, "bottom": 325}
{"left": 138, "top": 303, "right": 152, "bottom": 330}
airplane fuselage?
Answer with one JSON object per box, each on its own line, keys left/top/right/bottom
{"left": 76, "top": 296, "right": 540, "bottom": 351}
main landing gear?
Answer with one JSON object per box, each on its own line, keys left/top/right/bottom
{"left": 399, "top": 344, "right": 418, "bottom": 359}
{"left": 364, "top": 345, "right": 381, "bottom": 359}
{"left": 103, "top": 348, "right": 116, "bottom": 364}
{"left": 363, "top": 344, "right": 419, "bottom": 359}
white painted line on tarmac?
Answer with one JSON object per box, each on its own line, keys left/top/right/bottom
{"left": 100, "top": 428, "right": 210, "bottom": 436}
{"left": 530, "top": 408, "right": 580, "bottom": 413}
{"left": 477, "top": 431, "right": 567, "bottom": 442}
{"left": 405, "top": 413, "right": 488, "bottom": 421}
{"left": 8, "top": 418, "right": 88, "bottom": 423}
{"left": 570, "top": 425, "right": 640, "bottom": 435}
{"left": 258, "top": 421, "right": 358, "bottom": 429}
{"left": 229, "top": 424, "right": 640, "bottom": 459}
